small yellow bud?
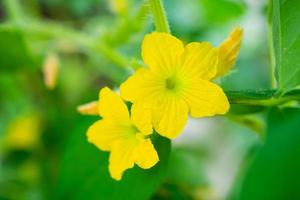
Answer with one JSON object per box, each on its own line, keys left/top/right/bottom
{"left": 43, "top": 53, "right": 59, "bottom": 90}
{"left": 77, "top": 101, "right": 99, "bottom": 115}
{"left": 216, "top": 27, "right": 243, "bottom": 77}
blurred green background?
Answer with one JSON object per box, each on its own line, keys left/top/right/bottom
{"left": 2, "top": 0, "right": 299, "bottom": 200}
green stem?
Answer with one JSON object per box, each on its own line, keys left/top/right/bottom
{"left": 226, "top": 89, "right": 300, "bottom": 106}
{"left": 2, "top": 0, "right": 22, "bottom": 22}
{"left": 2, "top": 0, "right": 132, "bottom": 70}
{"left": 17, "top": 20, "right": 130, "bottom": 69}
{"left": 148, "top": 0, "right": 170, "bottom": 33}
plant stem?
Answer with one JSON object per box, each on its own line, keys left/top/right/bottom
{"left": 2, "top": 0, "right": 132, "bottom": 70}
{"left": 2, "top": 0, "right": 22, "bottom": 22}
{"left": 226, "top": 89, "right": 300, "bottom": 106}
{"left": 148, "top": 0, "right": 170, "bottom": 33}
{"left": 17, "top": 20, "right": 130, "bottom": 69}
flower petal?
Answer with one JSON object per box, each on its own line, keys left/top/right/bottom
{"left": 142, "top": 32, "right": 184, "bottom": 74}
{"left": 216, "top": 27, "right": 243, "bottom": 77}
{"left": 109, "top": 140, "right": 135, "bottom": 181}
{"left": 183, "top": 80, "right": 229, "bottom": 117}
{"left": 120, "top": 68, "right": 164, "bottom": 103}
{"left": 98, "top": 87, "right": 129, "bottom": 120}
{"left": 131, "top": 102, "right": 153, "bottom": 135}
{"left": 179, "top": 42, "right": 218, "bottom": 80}
{"left": 87, "top": 120, "right": 128, "bottom": 151}
{"left": 152, "top": 95, "right": 188, "bottom": 139}
{"left": 134, "top": 138, "right": 159, "bottom": 169}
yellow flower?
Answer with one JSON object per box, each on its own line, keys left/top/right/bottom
{"left": 216, "top": 27, "right": 243, "bottom": 77}
{"left": 120, "top": 32, "right": 229, "bottom": 139}
{"left": 87, "top": 87, "right": 159, "bottom": 181}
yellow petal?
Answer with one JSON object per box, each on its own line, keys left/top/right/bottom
{"left": 77, "top": 101, "right": 98, "bottom": 115}
{"left": 131, "top": 102, "right": 153, "bottom": 135}
{"left": 134, "top": 138, "right": 159, "bottom": 169}
{"left": 87, "top": 120, "right": 125, "bottom": 151}
{"left": 98, "top": 87, "right": 130, "bottom": 120}
{"left": 180, "top": 42, "right": 218, "bottom": 80}
{"left": 152, "top": 95, "right": 188, "bottom": 139}
{"left": 120, "top": 68, "right": 164, "bottom": 103}
{"left": 142, "top": 32, "right": 184, "bottom": 74}
{"left": 109, "top": 140, "right": 135, "bottom": 181}
{"left": 183, "top": 80, "right": 229, "bottom": 117}
{"left": 216, "top": 27, "right": 243, "bottom": 77}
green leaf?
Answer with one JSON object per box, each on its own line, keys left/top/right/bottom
{"left": 56, "top": 118, "right": 171, "bottom": 200}
{"left": 237, "top": 108, "right": 300, "bottom": 199}
{"left": 0, "top": 25, "right": 34, "bottom": 70}
{"left": 166, "top": 148, "right": 208, "bottom": 187}
{"left": 271, "top": 0, "right": 300, "bottom": 91}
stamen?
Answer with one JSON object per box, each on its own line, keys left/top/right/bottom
{"left": 165, "top": 77, "right": 176, "bottom": 90}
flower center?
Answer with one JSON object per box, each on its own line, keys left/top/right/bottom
{"left": 128, "top": 124, "right": 140, "bottom": 135}
{"left": 127, "top": 124, "right": 145, "bottom": 142}
{"left": 165, "top": 77, "right": 177, "bottom": 90}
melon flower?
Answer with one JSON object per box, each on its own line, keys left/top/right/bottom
{"left": 87, "top": 87, "right": 159, "bottom": 181}
{"left": 120, "top": 32, "right": 232, "bottom": 139}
